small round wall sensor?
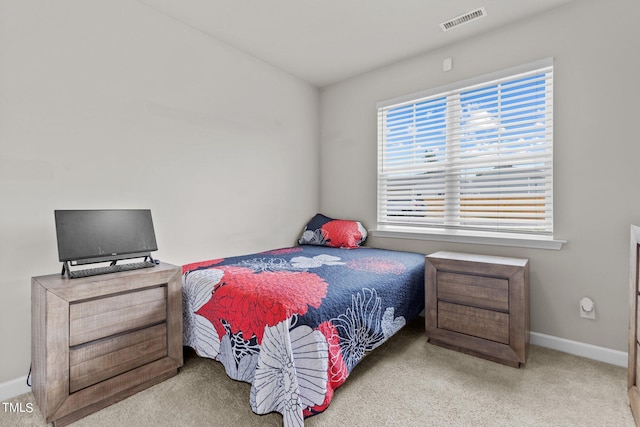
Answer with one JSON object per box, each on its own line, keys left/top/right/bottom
{"left": 580, "top": 297, "right": 594, "bottom": 313}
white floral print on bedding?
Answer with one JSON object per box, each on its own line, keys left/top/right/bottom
{"left": 251, "top": 317, "right": 328, "bottom": 427}
{"left": 182, "top": 268, "right": 223, "bottom": 358}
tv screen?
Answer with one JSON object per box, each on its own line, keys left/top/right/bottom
{"left": 55, "top": 209, "right": 158, "bottom": 265}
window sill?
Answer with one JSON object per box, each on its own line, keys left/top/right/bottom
{"left": 370, "top": 226, "right": 566, "bottom": 250}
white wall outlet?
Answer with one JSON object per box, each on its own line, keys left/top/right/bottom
{"left": 579, "top": 297, "right": 595, "bottom": 319}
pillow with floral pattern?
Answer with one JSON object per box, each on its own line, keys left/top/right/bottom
{"left": 298, "top": 213, "right": 367, "bottom": 248}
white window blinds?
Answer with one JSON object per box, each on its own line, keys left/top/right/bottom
{"left": 377, "top": 60, "right": 553, "bottom": 235}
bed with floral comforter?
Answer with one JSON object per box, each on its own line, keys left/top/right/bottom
{"left": 182, "top": 245, "right": 425, "bottom": 426}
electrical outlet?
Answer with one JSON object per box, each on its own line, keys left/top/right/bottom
{"left": 579, "top": 297, "right": 595, "bottom": 319}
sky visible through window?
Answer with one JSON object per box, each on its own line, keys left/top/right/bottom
{"left": 384, "top": 74, "right": 547, "bottom": 173}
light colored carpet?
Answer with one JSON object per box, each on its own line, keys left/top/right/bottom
{"left": 1, "top": 318, "right": 635, "bottom": 426}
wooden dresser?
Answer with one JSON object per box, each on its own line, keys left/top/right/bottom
{"left": 628, "top": 225, "right": 640, "bottom": 425}
{"left": 31, "top": 263, "right": 183, "bottom": 426}
{"left": 425, "top": 251, "right": 529, "bottom": 368}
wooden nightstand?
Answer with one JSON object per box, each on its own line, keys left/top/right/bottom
{"left": 31, "top": 263, "right": 183, "bottom": 426}
{"left": 425, "top": 251, "right": 529, "bottom": 368}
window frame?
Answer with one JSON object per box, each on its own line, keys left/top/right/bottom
{"left": 373, "top": 58, "right": 565, "bottom": 250}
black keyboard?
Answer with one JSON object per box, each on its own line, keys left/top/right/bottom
{"left": 69, "top": 261, "right": 156, "bottom": 279}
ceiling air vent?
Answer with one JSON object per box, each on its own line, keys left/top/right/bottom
{"left": 440, "top": 7, "right": 487, "bottom": 32}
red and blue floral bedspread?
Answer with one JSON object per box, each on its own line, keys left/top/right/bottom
{"left": 182, "top": 245, "right": 425, "bottom": 426}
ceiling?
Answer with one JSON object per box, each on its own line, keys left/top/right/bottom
{"left": 138, "top": 0, "right": 574, "bottom": 87}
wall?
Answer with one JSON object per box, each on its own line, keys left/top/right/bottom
{"left": 320, "top": 0, "right": 640, "bottom": 352}
{"left": 0, "top": 0, "right": 319, "bottom": 384}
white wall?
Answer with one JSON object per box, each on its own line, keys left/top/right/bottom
{"left": 320, "top": 0, "right": 640, "bottom": 352}
{"left": 0, "top": 0, "right": 319, "bottom": 383}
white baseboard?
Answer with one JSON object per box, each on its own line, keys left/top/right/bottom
{"left": 0, "top": 375, "right": 30, "bottom": 402}
{"left": 0, "top": 333, "right": 627, "bottom": 401}
{"left": 531, "top": 332, "right": 628, "bottom": 368}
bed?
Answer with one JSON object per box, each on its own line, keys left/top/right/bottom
{"left": 181, "top": 216, "right": 425, "bottom": 426}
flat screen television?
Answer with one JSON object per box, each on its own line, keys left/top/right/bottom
{"left": 55, "top": 209, "right": 158, "bottom": 266}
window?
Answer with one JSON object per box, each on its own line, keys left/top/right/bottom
{"left": 376, "top": 59, "right": 556, "bottom": 246}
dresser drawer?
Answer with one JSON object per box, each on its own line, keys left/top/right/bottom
{"left": 637, "top": 295, "right": 640, "bottom": 340}
{"left": 437, "top": 301, "right": 510, "bottom": 344}
{"left": 69, "top": 323, "right": 167, "bottom": 392}
{"left": 437, "top": 271, "right": 509, "bottom": 311}
{"left": 70, "top": 286, "right": 167, "bottom": 346}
